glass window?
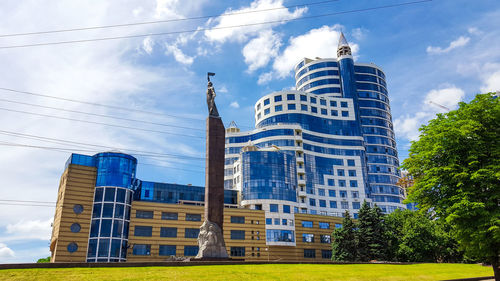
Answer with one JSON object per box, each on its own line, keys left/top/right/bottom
{"left": 320, "top": 99, "right": 326, "bottom": 106}
{"left": 309, "top": 198, "right": 316, "bottom": 206}
{"left": 186, "top": 214, "right": 201, "bottom": 221}
{"left": 341, "top": 201, "right": 349, "bottom": 209}
{"left": 104, "top": 187, "right": 115, "bottom": 202}
{"left": 275, "top": 105, "right": 283, "bottom": 112}
{"left": 310, "top": 97, "right": 316, "bottom": 104}
{"left": 87, "top": 239, "right": 97, "bottom": 258}
{"left": 112, "top": 220, "right": 123, "bottom": 237}
{"left": 339, "top": 180, "right": 346, "bottom": 187}
{"left": 321, "top": 234, "right": 331, "bottom": 243}
{"left": 264, "top": 108, "right": 270, "bottom": 115}
{"left": 98, "top": 239, "right": 110, "bottom": 257}
{"left": 274, "top": 95, "right": 282, "bottom": 102}
{"left": 269, "top": 204, "right": 278, "bottom": 212}
{"left": 302, "top": 234, "right": 314, "bottom": 243}
{"left": 331, "top": 110, "right": 338, "bottom": 116}
{"left": 274, "top": 218, "right": 280, "bottom": 225}
{"left": 264, "top": 98, "right": 270, "bottom": 105}
{"left": 287, "top": 104, "right": 296, "bottom": 110}
{"left": 136, "top": 210, "right": 154, "bottom": 219}
{"left": 283, "top": 205, "right": 291, "bottom": 213}
{"left": 347, "top": 159, "right": 355, "bottom": 166}
{"left": 319, "top": 222, "right": 330, "bottom": 229}
{"left": 257, "top": 103, "right": 261, "bottom": 110}
{"left": 159, "top": 245, "right": 176, "bottom": 256}
{"left": 162, "top": 212, "right": 178, "bottom": 220}
{"left": 110, "top": 239, "right": 121, "bottom": 258}
{"left": 353, "top": 202, "right": 361, "bottom": 209}
{"left": 335, "top": 223, "right": 342, "bottom": 229}
{"left": 342, "top": 111, "right": 349, "bottom": 117}
{"left": 341, "top": 101, "right": 348, "bottom": 108}
{"left": 133, "top": 244, "right": 151, "bottom": 256}
{"left": 185, "top": 228, "right": 200, "bottom": 238}
{"left": 266, "top": 229, "right": 295, "bottom": 242}
{"left": 311, "top": 107, "right": 317, "bottom": 113}
{"left": 321, "top": 108, "right": 327, "bottom": 115}
{"left": 116, "top": 189, "right": 126, "bottom": 203}
{"left": 322, "top": 249, "right": 332, "bottom": 259}
{"left": 318, "top": 189, "right": 325, "bottom": 196}
{"left": 90, "top": 220, "right": 100, "bottom": 237}
{"left": 94, "top": 188, "right": 103, "bottom": 202}
{"left": 70, "top": 223, "right": 81, "bottom": 233}
{"left": 304, "top": 249, "right": 316, "bottom": 258}
{"left": 327, "top": 179, "right": 335, "bottom": 186}
{"left": 337, "top": 169, "right": 345, "bottom": 176}
{"left": 287, "top": 94, "right": 295, "bottom": 100}
{"left": 330, "top": 101, "right": 337, "bottom": 107}
{"left": 301, "top": 104, "right": 308, "bottom": 111}
{"left": 100, "top": 219, "right": 112, "bottom": 237}
{"left": 319, "top": 200, "right": 326, "bottom": 207}
{"left": 300, "top": 95, "right": 307, "bottom": 101}
{"left": 114, "top": 204, "right": 124, "bottom": 219}
{"left": 329, "top": 201, "right": 337, "bottom": 208}
{"left": 340, "top": 190, "right": 347, "bottom": 198}
{"left": 348, "top": 170, "right": 357, "bottom": 177}
{"left": 102, "top": 203, "right": 113, "bottom": 218}
{"left": 302, "top": 221, "right": 313, "bottom": 228}
{"left": 266, "top": 218, "right": 272, "bottom": 225}
{"left": 184, "top": 246, "right": 199, "bottom": 256}
{"left": 328, "top": 190, "right": 336, "bottom": 197}
{"left": 92, "top": 204, "right": 101, "bottom": 218}
{"left": 160, "top": 227, "right": 177, "bottom": 238}
{"left": 67, "top": 242, "right": 78, "bottom": 253}
{"left": 231, "top": 230, "right": 245, "bottom": 240}
{"left": 134, "top": 226, "right": 152, "bottom": 237}
{"left": 123, "top": 221, "right": 129, "bottom": 239}
{"left": 282, "top": 219, "right": 287, "bottom": 225}
{"left": 230, "top": 247, "right": 245, "bottom": 257}
{"left": 350, "top": 180, "right": 358, "bottom": 187}
{"left": 73, "top": 204, "right": 83, "bottom": 214}
{"left": 228, "top": 216, "right": 244, "bottom": 224}
{"left": 354, "top": 213, "right": 359, "bottom": 219}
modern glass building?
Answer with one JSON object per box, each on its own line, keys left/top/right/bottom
{"left": 224, "top": 33, "right": 404, "bottom": 246}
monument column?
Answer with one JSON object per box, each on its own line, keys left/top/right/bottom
{"left": 195, "top": 73, "right": 229, "bottom": 259}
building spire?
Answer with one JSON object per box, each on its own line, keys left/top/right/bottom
{"left": 337, "top": 32, "right": 352, "bottom": 57}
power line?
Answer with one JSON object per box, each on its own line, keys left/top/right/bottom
{"left": 0, "top": 97, "right": 203, "bottom": 131}
{"left": 0, "top": 199, "right": 55, "bottom": 204}
{"left": 0, "top": 203, "right": 55, "bottom": 208}
{"left": 0, "top": 107, "right": 205, "bottom": 139}
{"left": 0, "top": 0, "right": 340, "bottom": 38}
{"left": 0, "top": 0, "right": 433, "bottom": 49}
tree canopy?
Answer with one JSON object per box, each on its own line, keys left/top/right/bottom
{"left": 402, "top": 93, "right": 500, "bottom": 278}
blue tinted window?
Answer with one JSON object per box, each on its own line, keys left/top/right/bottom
{"left": 264, "top": 108, "right": 270, "bottom": 115}
{"left": 330, "top": 201, "right": 337, "bottom": 208}
{"left": 311, "top": 107, "right": 317, "bottom": 113}
{"left": 94, "top": 188, "right": 103, "bottom": 202}
{"left": 186, "top": 214, "right": 201, "bottom": 221}
{"left": 283, "top": 205, "right": 291, "bottom": 213}
{"left": 185, "top": 228, "right": 200, "bottom": 238}
{"left": 92, "top": 203, "right": 102, "bottom": 218}
{"left": 341, "top": 101, "right": 348, "bottom": 108}
{"left": 133, "top": 244, "right": 150, "bottom": 255}
{"left": 87, "top": 239, "right": 97, "bottom": 257}
{"left": 101, "top": 219, "right": 112, "bottom": 237}
{"left": 309, "top": 198, "right": 316, "bottom": 206}
{"left": 274, "top": 95, "right": 282, "bottom": 102}
{"left": 231, "top": 230, "right": 245, "bottom": 240}
{"left": 114, "top": 204, "right": 124, "bottom": 219}
{"left": 264, "top": 99, "right": 270, "bottom": 105}
{"left": 329, "top": 190, "right": 336, "bottom": 197}
{"left": 98, "top": 239, "right": 110, "bottom": 257}
{"left": 337, "top": 169, "right": 345, "bottom": 176}
{"left": 160, "top": 227, "right": 177, "bottom": 237}
{"left": 288, "top": 104, "right": 296, "bottom": 110}
{"left": 287, "top": 94, "right": 295, "bottom": 100}
{"left": 300, "top": 95, "right": 307, "bottom": 101}
{"left": 321, "top": 108, "right": 327, "bottom": 115}
{"left": 159, "top": 245, "right": 176, "bottom": 256}
{"left": 339, "top": 180, "right": 346, "bottom": 187}
{"left": 319, "top": 200, "right": 326, "bottom": 207}
{"left": 266, "top": 218, "right": 272, "bottom": 225}
{"left": 102, "top": 203, "right": 113, "bottom": 218}
{"left": 104, "top": 188, "right": 115, "bottom": 202}
{"left": 331, "top": 110, "right": 338, "bottom": 116}
{"left": 354, "top": 213, "right": 359, "bottom": 219}
{"left": 112, "top": 220, "right": 123, "bottom": 237}
{"left": 136, "top": 210, "right": 153, "bottom": 219}
{"left": 327, "top": 179, "right": 335, "bottom": 186}
{"left": 330, "top": 101, "right": 337, "bottom": 107}
{"left": 350, "top": 180, "right": 358, "bottom": 187}
{"left": 184, "top": 246, "right": 199, "bottom": 256}
{"left": 123, "top": 221, "right": 129, "bottom": 239}
{"left": 318, "top": 188, "right": 325, "bottom": 196}
{"left": 90, "top": 220, "right": 99, "bottom": 237}
{"left": 302, "top": 234, "right": 314, "bottom": 243}
{"left": 353, "top": 202, "right": 361, "bottom": 209}
{"left": 110, "top": 239, "right": 121, "bottom": 257}
{"left": 320, "top": 99, "right": 326, "bottom": 105}
{"left": 342, "top": 111, "right": 349, "bottom": 117}
{"left": 134, "top": 226, "right": 152, "bottom": 237}
{"left": 275, "top": 105, "right": 283, "bottom": 112}
{"left": 266, "top": 230, "right": 295, "bottom": 242}
{"left": 319, "top": 222, "right": 330, "bottom": 229}
{"left": 310, "top": 87, "right": 341, "bottom": 95}
{"left": 282, "top": 219, "right": 287, "bottom": 225}
{"left": 116, "top": 189, "right": 126, "bottom": 203}
{"left": 274, "top": 218, "right": 280, "bottom": 225}
{"left": 302, "top": 221, "right": 313, "bottom": 228}
{"left": 95, "top": 153, "right": 137, "bottom": 188}
{"left": 70, "top": 223, "right": 81, "bottom": 233}
{"left": 67, "top": 242, "right": 78, "bottom": 253}
{"left": 340, "top": 190, "right": 347, "bottom": 197}
{"left": 310, "top": 97, "right": 316, "bottom": 104}
{"left": 270, "top": 204, "right": 278, "bottom": 212}
{"left": 301, "top": 104, "right": 308, "bottom": 111}
{"left": 335, "top": 223, "right": 342, "bottom": 229}
{"left": 231, "top": 216, "right": 245, "bottom": 223}
{"left": 348, "top": 170, "right": 357, "bottom": 177}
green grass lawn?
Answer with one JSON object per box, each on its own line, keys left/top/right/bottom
{"left": 0, "top": 263, "right": 493, "bottom": 281}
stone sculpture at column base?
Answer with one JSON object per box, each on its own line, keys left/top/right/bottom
{"left": 195, "top": 220, "right": 229, "bottom": 259}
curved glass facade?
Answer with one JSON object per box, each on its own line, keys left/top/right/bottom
{"left": 94, "top": 152, "right": 137, "bottom": 188}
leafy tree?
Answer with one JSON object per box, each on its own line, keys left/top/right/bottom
{"left": 402, "top": 93, "right": 500, "bottom": 279}
{"left": 357, "top": 202, "right": 388, "bottom": 261}
{"left": 36, "top": 256, "right": 50, "bottom": 263}
{"left": 331, "top": 210, "right": 358, "bottom": 261}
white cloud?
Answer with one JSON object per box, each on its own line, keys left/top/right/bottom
{"left": 257, "top": 72, "right": 273, "bottom": 85}
{"left": 394, "top": 86, "right": 465, "bottom": 141}
{"left": 242, "top": 30, "right": 282, "bottom": 72}
{"left": 272, "top": 25, "right": 358, "bottom": 79}
{"left": 165, "top": 44, "right": 195, "bottom": 65}
{"left": 204, "top": 0, "right": 307, "bottom": 43}
{"left": 230, "top": 101, "right": 240, "bottom": 108}
{"left": 219, "top": 85, "right": 228, "bottom": 93}
{"left": 426, "top": 36, "right": 470, "bottom": 54}
{"left": 142, "top": 36, "right": 154, "bottom": 54}
{"left": 155, "top": 0, "right": 183, "bottom": 19}
{"left": 5, "top": 219, "right": 52, "bottom": 241}
{"left": 351, "top": 27, "right": 366, "bottom": 41}
{"left": 0, "top": 243, "right": 14, "bottom": 258}
{"left": 480, "top": 70, "right": 500, "bottom": 93}
{"left": 467, "top": 27, "right": 482, "bottom": 36}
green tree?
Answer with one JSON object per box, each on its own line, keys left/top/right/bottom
{"left": 402, "top": 93, "right": 500, "bottom": 279}
{"left": 357, "top": 201, "right": 388, "bottom": 261}
{"left": 331, "top": 210, "right": 358, "bottom": 261}
{"left": 36, "top": 256, "right": 50, "bottom": 263}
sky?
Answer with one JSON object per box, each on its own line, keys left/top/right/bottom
{"left": 0, "top": 0, "right": 499, "bottom": 263}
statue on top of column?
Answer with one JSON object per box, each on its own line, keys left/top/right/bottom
{"left": 206, "top": 72, "right": 219, "bottom": 117}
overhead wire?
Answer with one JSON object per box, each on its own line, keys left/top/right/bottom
{"left": 0, "top": 0, "right": 433, "bottom": 50}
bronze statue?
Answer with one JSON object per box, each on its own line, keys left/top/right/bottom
{"left": 206, "top": 72, "right": 219, "bottom": 117}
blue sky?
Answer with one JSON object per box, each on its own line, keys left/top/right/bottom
{"left": 0, "top": 0, "right": 498, "bottom": 263}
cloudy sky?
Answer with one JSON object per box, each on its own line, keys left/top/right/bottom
{"left": 0, "top": 0, "right": 498, "bottom": 263}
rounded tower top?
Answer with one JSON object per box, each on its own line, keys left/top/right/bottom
{"left": 337, "top": 32, "right": 352, "bottom": 57}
